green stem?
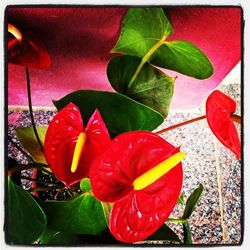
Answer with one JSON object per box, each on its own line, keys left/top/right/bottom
{"left": 128, "top": 37, "right": 165, "bottom": 88}
{"left": 183, "top": 221, "right": 193, "bottom": 244}
{"left": 156, "top": 113, "right": 241, "bottom": 135}
{"left": 8, "top": 135, "right": 34, "bottom": 162}
{"left": 167, "top": 218, "right": 185, "bottom": 224}
{"left": 26, "top": 67, "right": 44, "bottom": 152}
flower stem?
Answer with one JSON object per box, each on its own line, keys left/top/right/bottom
{"left": 156, "top": 113, "right": 241, "bottom": 135}
{"left": 231, "top": 114, "right": 241, "bottom": 124}
{"left": 25, "top": 67, "right": 44, "bottom": 152}
{"left": 156, "top": 115, "right": 206, "bottom": 135}
{"left": 213, "top": 136, "right": 227, "bottom": 243}
{"left": 128, "top": 37, "right": 165, "bottom": 88}
{"left": 167, "top": 218, "right": 185, "bottom": 224}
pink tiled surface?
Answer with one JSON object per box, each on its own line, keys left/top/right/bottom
{"left": 7, "top": 7, "right": 241, "bottom": 109}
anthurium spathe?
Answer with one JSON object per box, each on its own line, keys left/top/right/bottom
{"left": 90, "top": 131, "right": 184, "bottom": 243}
{"left": 206, "top": 90, "right": 241, "bottom": 159}
{"left": 8, "top": 23, "right": 51, "bottom": 69}
{"left": 44, "top": 102, "right": 110, "bottom": 186}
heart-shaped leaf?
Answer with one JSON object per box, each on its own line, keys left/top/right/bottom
{"left": 112, "top": 8, "right": 173, "bottom": 57}
{"left": 39, "top": 228, "right": 81, "bottom": 244}
{"left": 182, "top": 184, "right": 203, "bottom": 220}
{"left": 53, "top": 90, "right": 164, "bottom": 137}
{"left": 41, "top": 193, "right": 107, "bottom": 235}
{"left": 15, "top": 126, "right": 47, "bottom": 164}
{"left": 107, "top": 55, "right": 175, "bottom": 117}
{"left": 112, "top": 8, "right": 213, "bottom": 80}
{"left": 7, "top": 178, "right": 47, "bottom": 244}
{"left": 147, "top": 224, "right": 181, "bottom": 243}
{"left": 150, "top": 40, "right": 214, "bottom": 79}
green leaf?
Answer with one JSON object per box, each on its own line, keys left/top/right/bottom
{"left": 112, "top": 8, "right": 213, "bottom": 80}
{"left": 183, "top": 221, "right": 193, "bottom": 244}
{"left": 7, "top": 178, "right": 47, "bottom": 244}
{"left": 182, "top": 184, "right": 204, "bottom": 220}
{"left": 101, "top": 202, "right": 112, "bottom": 226}
{"left": 112, "top": 8, "right": 173, "bottom": 57}
{"left": 107, "top": 55, "right": 174, "bottom": 117}
{"left": 147, "top": 224, "right": 181, "bottom": 243}
{"left": 177, "top": 193, "right": 184, "bottom": 205}
{"left": 151, "top": 40, "right": 214, "bottom": 79}
{"left": 80, "top": 178, "right": 92, "bottom": 192}
{"left": 15, "top": 126, "right": 47, "bottom": 164}
{"left": 53, "top": 90, "right": 164, "bottom": 137}
{"left": 41, "top": 193, "right": 107, "bottom": 235}
{"left": 39, "top": 228, "right": 80, "bottom": 244}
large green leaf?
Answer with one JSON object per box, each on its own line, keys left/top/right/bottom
{"left": 15, "top": 126, "right": 47, "bottom": 164}
{"left": 147, "top": 224, "right": 181, "bottom": 243}
{"left": 53, "top": 90, "right": 164, "bottom": 137}
{"left": 107, "top": 55, "right": 174, "bottom": 117}
{"left": 41, "top": 193, "right": 107, "bottom": 235}
{"left": 7, "top": 178, "right": 47, "bottom": 244}
{"left": 112, "top": 8, "right": 213, "bottom": 80}
{"left": 182, "top": 184, "right": 204, "bottom": 220}
{"left": 112, "top": 8, "right": 173, "bottom": 57}
{"left": 39, "top": 228, "right": 80, "bottom": 244}
{"left": 151, "top": 40, "right": 214, "bottom": 79}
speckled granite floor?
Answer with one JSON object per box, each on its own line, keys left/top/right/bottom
{"left": 7, "top": 82, "right": 242, "bottom": 245}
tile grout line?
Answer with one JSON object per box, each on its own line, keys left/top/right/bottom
{"left": 213, "top": 135, "right": 227, "bottom": 244}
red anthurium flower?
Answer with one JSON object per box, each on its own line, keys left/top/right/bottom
{"left": 206, "top": 90, "right": 241, "bottom": 159}
{"left": 90, "top": 131, "right": 184, "bottom": 243}
{"left": 8, "top": 23, "right": 51, "bottom": 69}
{"left": 44, "top": 103, "right": 111, "bottom": 187}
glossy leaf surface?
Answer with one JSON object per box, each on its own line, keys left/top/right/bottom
{"left": 182, "top": 184, "right": 203, "bottom": 220}
{"left": 206, "top": 90, "right": 241, "bottom": 159}
{"left": 15, "top": 126, "right": 47, "bottom": 164}
{"left": 54, "top": 90, "right": 164, "bottom": 137}
{"left": 150, "top": 40, "right": 213, "bottom": 79}
{"left": 7, "top": 178, "right": 47, "bottom": 244}
{"left": 112, "top": 8, "right": 173, "bottom": 56}
{"left": 39, "top": 228, "right": 80, "bottom": 244}
{"left": 112, "top": 8, "right": 213, "bottom": 79}
{"left": 44, "top": 103, "right": 110, "bottom": 186}
{"left": 41, "top": 193, "right": 107, "bottom": 235}
{"left": 90, "top": 131, "right": 183, "bottom": 243}
{"left": 107, "top": 55, "right": 175, "bottom": 117}
{"left": 147, "top": 224, "right": 181, "bottom": 243}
